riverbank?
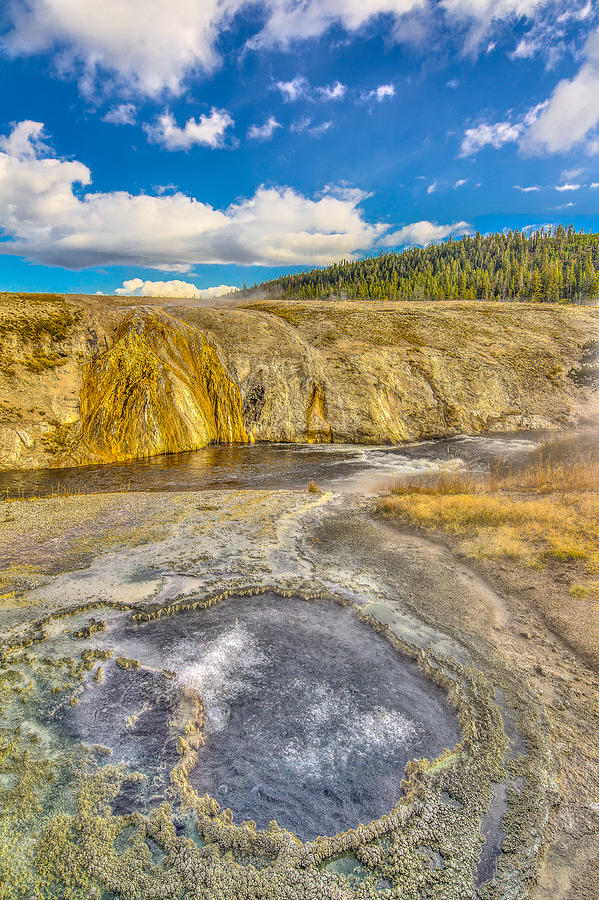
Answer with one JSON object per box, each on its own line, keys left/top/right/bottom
{"left": 0, "top": 293, "right": 596, "bottom": 470}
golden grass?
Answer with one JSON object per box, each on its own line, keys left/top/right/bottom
{"left": 380, "top": 447, "right": 599, "bottom": 600}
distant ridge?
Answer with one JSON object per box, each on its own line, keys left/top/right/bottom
{"left": 239, "top": 227, "right": 599, "bottom": 304}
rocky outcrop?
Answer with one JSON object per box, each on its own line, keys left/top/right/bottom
{"left": 0, "top": 292, "right": 597, "bottom": 470}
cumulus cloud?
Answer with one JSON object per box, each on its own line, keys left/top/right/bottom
{"left": 115, "top": 278, "right": 238, "bottom": 298}
{"left": 0, "top": 120, "right": 384, "bottom": 270}
{"left": 0, "top": 120, "right": 49, "bottom": 158}
{"left": 275, "top": 76, "right": 348, "bottom": 103}
{"left": 103, "top": 103, "right": 137, "bottom": 125}
{"left": 247, "top": 116, "right": 282, "bottom": 141}
{"left": 454, "top": 178, "right": 468, "bottom": 187}
{"left": 460, "top": 101, "right": 546, "bottom": 156}
{"left": 555, "top": 183, "right": 581, "bottom": 191}
{"left": 1, "top": 0, "right": 228, "bottom": 96}
{"left": 275, "top": 76, "right": 309, "bottom": 102}
{"left": 368, "top": 83, "right": 396, "bottom": 102}
{"left": 522, "top": 28, "right": 599, "bottom": 154}
{"left": 511, "top": 37, "right": 539, "bottom": 59}
{"left": 380, "top": 219, "right": 471, "bottom": 247}
{"left": 426, "top": 181, "right": 438, "bottom": 194}
{"left": 317, "top": 81, "right": 347, "bottom": 100}
{"left": 514, "top": 184, "right": 540, "bottom": 191}
{"left": 144, "top": 109, "right": 234, "bottom": 150}
{"left": 460, "top": 120, "right": 522, "bottom": 156}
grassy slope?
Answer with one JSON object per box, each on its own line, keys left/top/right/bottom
{"left": 379, "top": 435, "right": 599, "bottom": 670}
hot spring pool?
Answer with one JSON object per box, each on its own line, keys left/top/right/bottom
{"left": 59, "top": 593, "right": 460, "bottom": 841}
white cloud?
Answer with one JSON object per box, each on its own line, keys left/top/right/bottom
{"left": 460, "top": 120, "right": 522, "bottom": 156}
{"left": 426, "top": 181, "right": 438, "bottom": 194}
{"left": 1, "top": 0, "right": 587, "bottom": 101}
{"left": 381, "top": 219, "right": 471, "bottom": 247}
{"left": 309, "top": 120, "right": 333, "bottom": 136}
{"left": 317, "top": 81, "right": 347, "bottom": 100}
{"left": 459, "top": 100, "right": 547, "bottom": 156}
{"left": 523, "top": 28, "right": 599, "bottom": 154}
{"left": 514, "top": 184, "right": 540, "bottom": 191}
{"left": 511, "top": 37, "right": 540, "bottom": 59}
{"left": 0, "top": 120, "right": 384, "bottom": 270}
{"left": 441, "top": 0, "right": 555, "bottom": 53}
{"left": 275, "top": 76, "right": 309, "bottom": 102}
{"left": 144, "top": 109, "right": 234, "bottom": 150}
{"left": 370, "top": 83, "right": 395, "bottom": 101}
{"left": 557, "top": 1, "right": 593, "bottom": 23}
{"left": 115, "top": 278, "right": 238, "bottom": 298}
{"left": 247, "top": 116, "right": 281, "bottom": 141}
{"left": 591, "top": 182, "right": 599, "bottom": 188}
{"left": 508, "top": 1, "right": 594, "bottom": 66}
{"left": 275, "top": 76, "right": 347, "bottom": 103}
{"left": 103, "top": 103, "right": 137, "bottom": 125}
{"left": 587, "top": 138, "right": 599, "bottom": 156}
{"left": 0, "top": 120, "right": 49, "bottom": 158}
{"left": 290, "top": 116, "right": 333, "bottom": 137}
{"left": 2, "top": 0, "right": 228, "bottom": 96}
{"left": 454, "top": 178, "right": 468, "bottom": 187}
{"left": 254, "top": 0, "right": 428, "bottom": 49}
{"left": 555, "top": 183, "right": 581, "bottom": 191}
{"left": 561, "top": 166, "right": 584, "bottom": 180}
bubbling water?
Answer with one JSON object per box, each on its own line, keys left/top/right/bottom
{"left": 178, "top": 623, "right": 267, "bottom": 732}
{"left": 109, "top": 593, "right": 461, "bottom": 839}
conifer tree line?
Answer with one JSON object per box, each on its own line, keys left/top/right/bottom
{"left": 242, "top": 226, "right": 599, "bottom": 303}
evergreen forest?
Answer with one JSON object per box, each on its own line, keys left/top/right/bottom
{"left": 241, "top": 227, "right": 599, "bottom": 303}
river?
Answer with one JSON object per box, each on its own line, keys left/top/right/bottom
{"left": 0, "top": 432, "right": 543, "bottom": 498}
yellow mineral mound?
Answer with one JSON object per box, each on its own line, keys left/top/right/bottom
{"left": 79, "top": 307, "right": 247, "bottom": 462}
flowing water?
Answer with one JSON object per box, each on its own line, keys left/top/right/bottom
{"left": 0, "top": 432, "right": 543, "bottom": 498}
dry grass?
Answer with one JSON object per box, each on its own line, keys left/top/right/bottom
{"left": 380, "top": 445, "right": 599, "bottom": 600}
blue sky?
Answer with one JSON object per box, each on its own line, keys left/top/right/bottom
{"left": 0, "top": 0, "right": 599, "bottom": 297}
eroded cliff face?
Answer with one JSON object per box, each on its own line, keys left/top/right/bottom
{"left": 79, "top": 309, "right": 247, "bottom": 462}
{"left": 0, "top": 293, "right": 597, "bottom": 470}
{"left": 178, "top": 300, "right": 599, "bottom": 445}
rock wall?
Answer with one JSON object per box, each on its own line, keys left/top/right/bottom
{"left": 0, "top": 292, "right": 597, "bottom": 470}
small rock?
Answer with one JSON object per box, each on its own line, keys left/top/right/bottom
{"left": 16, "top": 429, "right": 35, "bottom": 450}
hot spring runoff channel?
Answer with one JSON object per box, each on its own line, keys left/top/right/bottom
{"left": 62, "top": 593, "right": 460, "bottom": 841}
